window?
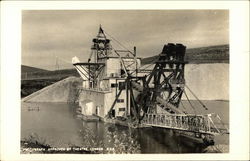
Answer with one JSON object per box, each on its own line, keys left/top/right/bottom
{"left": 111, "top": 109, "right": 115, "bottom": 117}
{"left": 119, "top": 108, "right": 126, "bottom": 112}
{"left": 119, "top": 82, "right": 126, "bottom": 90}
{"left": 117, "top": 99, "right": 124, "bottom": 103}
{"left": 111, "top": 83, "right": 117, "bottom": 88}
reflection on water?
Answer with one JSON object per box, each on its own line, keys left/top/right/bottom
{"left": 21, "top": 101, "right": 229, "bottom": 153}
{"left": 79, "top": 122, "right": 141, "bottom": 153}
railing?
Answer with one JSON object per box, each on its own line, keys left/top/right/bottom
{"left": 141, "top": 113, "right": 225, "bottom": 135}
{"left": 79, "top": 87, "right": 111, "bottom": 93}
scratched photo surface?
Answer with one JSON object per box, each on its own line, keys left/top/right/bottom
{"left": 21, "top": 10, "right": 229, "bottom": 154}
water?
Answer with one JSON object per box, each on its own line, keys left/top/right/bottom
{"left": 21, "top": 101, "right": 229, "bottom": 153}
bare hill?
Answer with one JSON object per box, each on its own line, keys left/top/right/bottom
{"left": 21, "top": 65, "right": 79, "bottom": 97}
{"left": 21, "top": 67, "right": 78, "bottom": 80}
{"left": 21, "top": 65, "right": 49, "bottom": 73}
{"left": 142, "top": 44, "right": 229, "bottom": 64}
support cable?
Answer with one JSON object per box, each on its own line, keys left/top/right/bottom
{"left": 104, "top": 29, "right": 159, "bottom": 77}
{"left": 130, "top": 56, "right": 159, "bottom": 75}
{"left": 104, "top": 29, "right": 139, "bottom": 78}
{"left": 106, "top": 89, "right": 123, "bottom": 118}
{"left": 185, "top": 85, "right": 208, "bottom": 110}
{"left": 180, "top": 101, "right": 187, "bottom": 114}
{"left": 215, "top": 114, "right": 229, "bottom": 133}
{"left": 55, "top": 56, "right": 72, "bottom": 64}
{"left": 183, "top": 90, "right": 196, "bottom": 115}
{"left": 114, "top": 51, "right": 128, "bottom": 77}
{"left": 104, "top": 30, "right": 132, "bottom": 54}
{"left": 208, "top": 116, "right": 221, "bottom": 133}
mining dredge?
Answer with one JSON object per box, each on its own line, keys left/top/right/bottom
{"left": 72, "top": 26, "right": 229, "bottom": 146}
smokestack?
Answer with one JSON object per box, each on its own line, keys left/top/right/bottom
{"left": 134, "top": 46, "right": 136, "bottom": 56}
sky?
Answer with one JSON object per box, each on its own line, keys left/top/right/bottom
{"left": 22, "top": 10, "right": 229, "bottom": 70}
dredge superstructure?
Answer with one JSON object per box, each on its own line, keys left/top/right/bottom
{"left": 72, "top": 26, "right": 228, "bottom": 145}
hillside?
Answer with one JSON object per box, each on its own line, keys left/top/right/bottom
{"left": 21, "top": 65, "right": 49, "bottom": 73}
{"left": 21, "top": 65, "right": 79, "bottom": 97}
{"left": 142, "top": 44, "right": 229, "bottom": 64}
{"left": 21, "top": 66, "right": 78, "bottom": 80}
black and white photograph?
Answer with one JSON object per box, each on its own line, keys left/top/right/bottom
{"left": 0, "top": 1, "right": 249, "bottom": 161}
{"left": 20, "top": 10, "right": 229, "bottom": 154}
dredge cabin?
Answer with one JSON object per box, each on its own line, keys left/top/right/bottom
{"left": 72, "top": 26, "right": 141, "bottom": 120}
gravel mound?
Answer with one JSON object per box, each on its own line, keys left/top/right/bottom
{"left": 22, "top": 76, "right": 82, "bottom": 103}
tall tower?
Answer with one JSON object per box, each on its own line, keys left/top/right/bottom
{"left": 90, "top": 26, "right": 113, "bottom": 62}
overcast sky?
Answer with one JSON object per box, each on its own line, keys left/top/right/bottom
{"left": 22, "top": 10, "right": 229, "bottom": 70}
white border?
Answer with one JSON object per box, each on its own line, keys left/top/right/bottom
{"left": 1, "top": 1, "right": 249, "bottom": 161}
